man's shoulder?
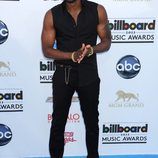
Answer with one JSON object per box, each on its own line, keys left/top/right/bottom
{"left": 84, "top": 0, "right": 99, "bottom": 14}
{"left": 87, "top": 1, "right": 106, "bottom": 13}
{"left": 50, "top": 3, "right": 62, "bottom": 12}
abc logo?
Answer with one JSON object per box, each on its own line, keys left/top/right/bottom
{"left": 116, "top": 55, "right": 141, "bottom": 79}
{"left": 0, "top": 20, "right": 9, "bottom": 44}
{"left": 0, "top": 124, "right": 12, "bottom": 146}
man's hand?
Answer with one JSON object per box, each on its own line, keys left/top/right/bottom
{"left": 77, "top": 44, "right": 93, "bottom": 63}
{"left": 72, "top": 43, "right": 85, "bottom": 62}
{"left": 71, "top": 44, "right": 94, "bottom": 63}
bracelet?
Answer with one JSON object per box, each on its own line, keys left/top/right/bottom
{"left": 71, "top": 52, "right": 77, "bottom": 62}
{"left": 87, "top": 47, "right": 94, "bottom": 57}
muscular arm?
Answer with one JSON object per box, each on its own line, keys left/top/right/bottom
{"left": 93, "top": 5, "right": 111, "bottom": 53}
{"left": 41, "top": 10, "right": 72, "bottom": 60}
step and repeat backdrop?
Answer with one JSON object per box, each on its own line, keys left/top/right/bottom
{"left": 0, "top": 0, "right": 158, "bottom": 158}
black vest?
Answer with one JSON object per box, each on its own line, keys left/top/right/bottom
{"left": 51, "top": 0, "right": 99, "bottom": 86}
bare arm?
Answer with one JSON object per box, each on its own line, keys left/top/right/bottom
{"left": 80, "top": 4, "right": 111, "bottom": 61}
{"left": 93, "top": 4, "right": 111, "bottom": 53}
{"left": 41, "top": 10, "right": 72, "bottom": 60}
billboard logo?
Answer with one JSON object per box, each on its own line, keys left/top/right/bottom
{"left": 109, "top": 18, "right": 156, "bottom": 43}
{"left": 0, "top": 21, "right": 9, "bottom": 44}
{"left": 102, "top": 122, "right": 148, "bottom": 144}
{"left": 0, "top": 89, "right": 24, "bottom": 112}
{"left": 40, "top": 60, "right": 54, "bottom": 83}
{"left": 116, "top": 55, "right": 141, "bottom": 79}
{"left": 0, "top": 91, "right": 23, "bottom": 101}
{"left": 0, "top": 0, "right": 19, "bottom": 1}
{"left": 109, "top": 20, "right": 155, "bottom": 31}
{"left": 0, "top": 124, "right": 12, "bottom": 146}
{"left": 103, "top": 124, "right": 148, "bottom": 133}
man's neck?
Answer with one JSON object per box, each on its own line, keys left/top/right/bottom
{"left": 66, "top": 0, "right": 81, "bottom": 12}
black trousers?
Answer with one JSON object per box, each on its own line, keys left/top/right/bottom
{"left": 49, "top": 66, "right": 100, "bottom": 158}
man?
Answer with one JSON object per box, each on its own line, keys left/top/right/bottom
{"left": 41, "top": 0, "right": 111, "bottom": 158}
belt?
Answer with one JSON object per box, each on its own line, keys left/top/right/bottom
{"left": 55, "top": 64, "right": 73, "bottom": 85}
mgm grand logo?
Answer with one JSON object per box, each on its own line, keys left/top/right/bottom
{"left": 115, "top": 90, "right": 139, "bottom": 102}
{"left": 0, "top": 61, "right": 10, "bottom": 70}
{"left": 46, "top": 96, "right": 79, "bottom": 103}
{"left": 0, "top": 61, "right": 16, "bottom": 77}
{"left": 109, "top": 90, "right": 144, "bottom": 108}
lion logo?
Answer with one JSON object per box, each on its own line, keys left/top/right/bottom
{"left": 0, "top": 61, "right": 10, "bottom": 70}
{"left": 46, "top": 96, "right": 79, "bottom": 103}
{"left": 115, "top": 90, "right": 139, "bottom": 102}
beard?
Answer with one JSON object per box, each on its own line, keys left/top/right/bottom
{"left": 64, "top": 0, "right": 77, "bottom": 3}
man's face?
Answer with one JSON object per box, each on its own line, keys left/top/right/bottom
{"left": 64, "top": 0, "right": 77, "bottom": 3}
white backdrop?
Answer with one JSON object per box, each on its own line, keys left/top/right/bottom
{"left": 0, "top": 0, "right": 158, "bottom": 158}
